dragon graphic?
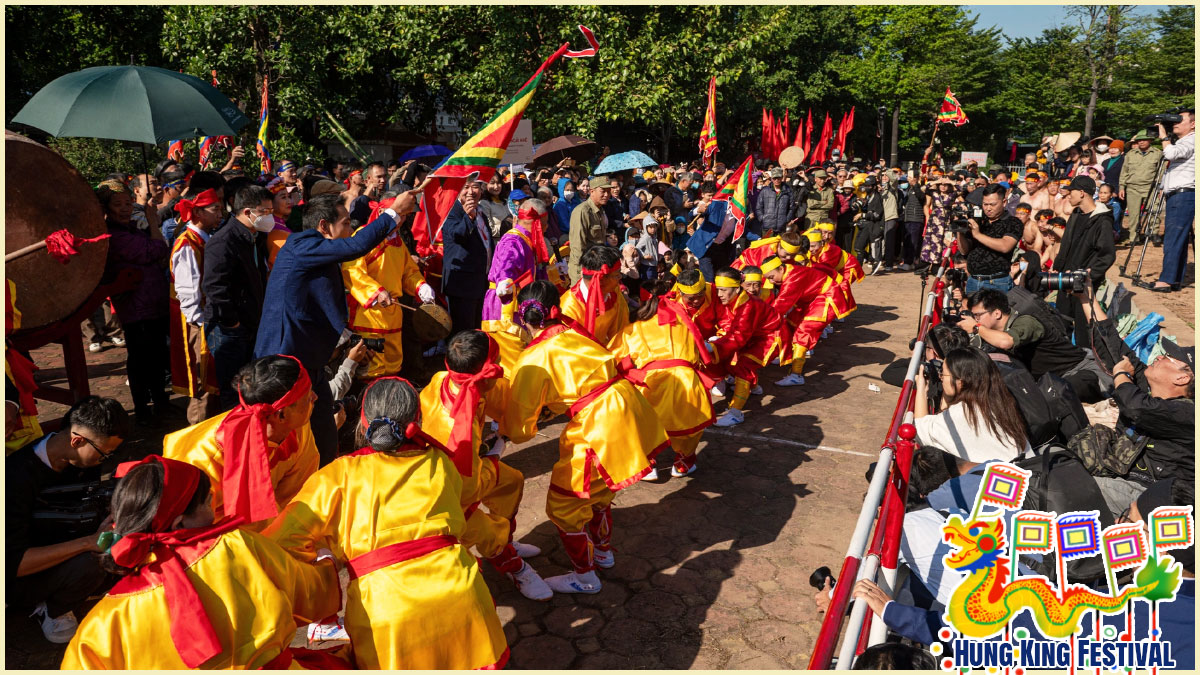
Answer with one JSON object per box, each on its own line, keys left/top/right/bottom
{"left": 941, "top": 515, "right": 1180, "bottom": 639}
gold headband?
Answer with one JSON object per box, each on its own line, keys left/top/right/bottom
{"left": 742, "top": 272, "right": 763, "bottom": 283}
{"left": 778, "top": 239, "right": 803, "bottom": 254}
{"left": 675, "top": 278, "right": 707, "bottom": 295}
{"left": 761, "top": 257, "right": 784, "bottom": 273}
{"left": 815, "top": 222, "right": 836, "bottom": 232}
{"left": 713, "top": 276, "right": 741, "bottom": 288}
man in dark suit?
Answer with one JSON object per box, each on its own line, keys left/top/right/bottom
{"left": 202, "top": 184, "right": 272, "bottom": 409}
{"left": 253, "top": 191, "right": 424, "bottom": 464}
{"left": 440, "top": 179, "right": 493, "bottom": 336}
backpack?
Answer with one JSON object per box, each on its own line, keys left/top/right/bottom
{"left": 1006, "top": 286, "right": 1071, "bottom": 342}
{"left": 992, "top": 357, "right": 1059, "bottom": 450}
{"left": 1037, "top": 371, "right": 1090, "bottom": 442}
{"left": 1066, "top": 423, "right": 1150, "bottom": 479}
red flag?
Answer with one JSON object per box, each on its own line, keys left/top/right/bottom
{"left": 803, "top": 109, "right": 814, "bottom": 158}
{"left": 839, "top": 106, "right": 856, "bottom": 154}
{"left": 761, "top": 108, "right": 769, "bottom": 157}
{"left": 782, "top": 109, "right": 790, "bottom": 157}
{"left": 793, "top": 117, "right": 805, "bottom": 148}
{"left": 767, "top": 109, "right": 776, "bottom": 159}
{"left": 812, "top": 113, "right": 833, "bottom": 164}
{"left": 698, "top": 76, "right": 718, "bottom": 165}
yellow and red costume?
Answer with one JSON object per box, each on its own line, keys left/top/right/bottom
{"left": 710, "top": 276, "right": 787, "bottom": 410}
{"left": 162, "top": 357, "right": 318, "bottom": 529}
{"left": 265, "top": 430, "right": 508, "bottom": 670}
{"left": 731, "top": 236, "right": 799, "bottom": 271}
{"left": 482, "top": 213, "right": 548, "bottom": 373}
{"left": 63, "top": 456, "right": 342, "bottom": 670}
{"left": 419, "top": 360, "right": 527, "bottom": 576}
{"left": 342, "top": 209, "right": 428, "bottom": 378}
{"left": 502, "top": 318, "right": 669, "bottom": 574}
{"left": 768, "top": 259, "right": 838, "bottom": 377}
{"left": 5, "top": 279, "right": 41, "bottom": 454}
{"left": 560, "top": 275, "right": 630, "bottom": 350}
{"left": 167, "top": 204, "right": 218, "bottom": 425}
{"left": 810, "top": 223, "right": 862, "bottom": 318}
{"left": 666, "top": 278, "right": 719, "bottom": 337}
{"left": 613, "top": 298, "right": 715, "bottom": 475}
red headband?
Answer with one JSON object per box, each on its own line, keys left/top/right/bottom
{"left": 343, "top": 169, "right": 362, "bottom": 188}
{"left": 517, "top": 207, "right": 551, "bottom": 264}
{"left": 216, "top": 355, "right": 311, "bottom": 523}
{"left": 109, "top": 456, "right": 238, "bottom": 668}
{"left": 443, "top": 337, "right": 503, "bottom": 476}
{"left": 175, "top": 188, "right": 221, "bottom": 225}
{"left": 581, "top": 263, "right": 616, "bottom": 337}
{"left": 367, "top": 196, "right": 397, "bottom": 226}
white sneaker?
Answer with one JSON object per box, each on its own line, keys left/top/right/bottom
{"left": 775, "top": 373, "right": 806, "bottom": 387}
{"left": 592, "top": 549, "right": 615, "bottom": 569}
{"left": 750, "top": 384, "right": 763, "bottom": 396}
{"left": 87, "top": 342, "right": 102, "bottom": 353}
{"left": 714, "top": 408, "right": 745, "bottom": 427}
{"left": 512, "top": 541, "right": 542, "bottom": 558}
{"left": 671, "top": 462, "right": 698, "bottom": 478}
{"left": 509, "top": 561, "right": 554, "bottom": 600}
{"left": 644, "top": 465, "right": 659, "bottom": 482}
{"left": 545, "top": 570, "right": 602, "bottom": 594}
{"left": 31, "top": 603, "right": 77, "bottom": 644}
{"left": 307, "top": 617, "right": 350, "bottom": 643}
{"left": 710, "top": 382, "right": 726, "bottom": 399}
{"left": 109, "top": 336, "right": 126, "bottom": 347}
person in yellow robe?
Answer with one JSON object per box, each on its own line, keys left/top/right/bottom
{"left": 341, "top": 195, "right": 437, "bottom": 378}
{"left": 63, "top": 455, "right": 343, "bottom": 670}
{"left": 5, "top": 279, "right": 42, "bottom": 454}
{"left": 162, "top": 354, "right": 318, "bottom": 530}
{"left": 559, "top": 245, "right": 629, "bottom": 349}
{"left": 612, "top": 281, "right": 715, "bottom": 479}
{"left": 265, "top": 377, "right": 509, "bottom": 670}
{"left": 501, "top": 280, "right": 669, "bottom": 595}
{"left": 419, "top": 330, "right": 552, "bottom": 600}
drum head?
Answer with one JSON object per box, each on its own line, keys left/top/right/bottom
{"left": 779, "top": 146, "right": 806, "bottom": 169}
{"left": 413, "top": 303, "right": 452, "bottom": 343}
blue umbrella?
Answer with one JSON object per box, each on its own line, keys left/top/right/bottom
{"left": 400, "top": 144, "right": 451, "bottom": 163}
{"left": 594, "top": 150, "right": 657, "bottom": 175}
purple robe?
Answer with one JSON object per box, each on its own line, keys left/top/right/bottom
{"left": 482, "top": 224, "right": 545, "bottom": 321}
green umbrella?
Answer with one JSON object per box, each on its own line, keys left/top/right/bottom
{"left": 12, "top": 65, "right": 251, "bottom": 144}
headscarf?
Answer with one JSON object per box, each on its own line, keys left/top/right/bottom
{"left": 367, "top": 196, "right": 397, "bottom": 226}
{"left": 580, "top": 263, "right": 616, "bottom": 336}
{"left": 175, "top": 188, "right": 221, "bottom": 225}
{"left": 107, "top": 456, "right": 242, "bottom": 668}
{"left": 215, "top": 355, "right": 311, "bottom": 523}
{"left": 517, "top": 205, "right": 551, "bottom": 263}
{"left": 443, "top": 336, "right": 504, "bottom": 476}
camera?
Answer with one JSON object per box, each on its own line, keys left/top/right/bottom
{"left": 348, "top": 334, "right": 385, "bottom": 352}
{"left": 922, "top": 359, "right": 946, "bottom": 412}
{"left": 949, "top": 204, "right": 982, "bottom": 234}
{"left": 1144, "top": 112, "right": 1184, "bottom": 137}
{"left": 333, "top": 392, "right": 360, "bottom": 415}
{"left": 1039, "top": 269, "right": 1088, "bottom": 293}
{"left": 809, "top": 566, "right": 836, "bottom": 590}
{"left": 942, "top": 268, "right": 967, "bottom": 289}
{"left": 31, "top": 479, "right": 115, "bottom": 543}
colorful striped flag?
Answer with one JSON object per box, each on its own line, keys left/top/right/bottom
{"left": 937, "top": 87, "right": 969, "bottom": 126}
{"left": 1012, "top": 511, "right": 1055, "bottom": 554}
{"left": 1056, "top": 511, "right": 1102, "bottom": 561}
{"left": 411, "top": 25, "right": 598, "bottom": 256}
{"left": 197, "top": 136, "right": 215, "bottom": 169}
{"left": 712, "top": 155, "right": 753, "bottom": 240}
{"left": 167, "top": 140, "right": 185, "bottom": 162}
{"left": 1149, "top": 506, "right": 1194, "bottom": 555}
{"left": 1101, "top": 523, "right": 1149, "bottom": 572}
{"left": 698, "top": 76, "right": 718, "bottom": 166}
{"left": 977, "top": 463, "right": 1031, "bottom": 510}
{"left": 256, "top": 75, "right": 271, "bottom": 176}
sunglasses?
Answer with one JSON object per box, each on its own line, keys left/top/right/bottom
{"left": 73, "top": 431, "right": 114, "bottom": 461}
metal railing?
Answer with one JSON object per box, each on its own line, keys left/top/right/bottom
{"left": 807, "top": 262, "right": 950, "bottom": 670}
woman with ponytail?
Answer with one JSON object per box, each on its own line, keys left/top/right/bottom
{"left": 264, "top": 377, "right": 508, "bottom": 669}
{"left": 612, "top": 277, "right": 717, "bottom": 479}
{"left": 62, "top": 456, "right": 341, "bottom": 669}
{"left": 500, "top": 281, "right": 669, "bottom": 595}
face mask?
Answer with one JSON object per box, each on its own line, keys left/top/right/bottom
{"left": 1096, "top": 144, "right": 1109, "bottom": 153}
{"left": 563, "top": 190, "right": 576, "bottom": 200}
{"left": 676, "top": 224, "right": 686, "bottom": 233}
{"left": 253, "top": 213, "right": 275, "bottom": 233}
{"left": 692, "top": 182, "right": 700, "bottom": 190}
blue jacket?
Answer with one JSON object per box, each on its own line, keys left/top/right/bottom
{"left": 686, "top": 199, "right": 728, "bottom": 260}
{"left": 552, "top": 177, "right": 581, "bottom": 232}
{"left": 253, "top": 215, "right": 397, "bottom": 383}
{"left": 440, "top": 201, "right": 493, "bottom": 299}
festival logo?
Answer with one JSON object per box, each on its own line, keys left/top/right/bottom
{"left": 935, "top": 463, "right": 1192, "bottom": 672}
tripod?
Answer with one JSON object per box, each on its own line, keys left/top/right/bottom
{"left": 1119, "top": 156, "right": 1171, "bottom": 284}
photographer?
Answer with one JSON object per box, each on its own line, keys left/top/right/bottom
{"left": 1051, "top": 175, "right": 1115, "bottom": 348}
{"left": 327, "top": 332, "right": 377, "bottom": 428}
{"left": 851, "top": 176, "right": 885, "bottom": 273}
{"left": 6, "top": 396, "right": 129, "bottom": 643}
{"left": 1150, "top": 109, "right": 1194, "bottom": 293}
{"left": 1073, "top": 284, "right": 1194, "bottom": 516}
{"left": 959, "top": 288, "right": 1108, "bottom": 403}
{"left": 956, "top": 184, "right": 1023, "bottom": 293}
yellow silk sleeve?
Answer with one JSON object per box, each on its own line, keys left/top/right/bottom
{"left": 342, "top": 246, "right": 385, "bottom": 306}
{"left": 607, "top": 294, "right": 631, "bottom": 350}
{"left": 241, "top": 529, "right": 339, "bottom": 625}
{"left": 271, "top": 424, "right": 320, "bottom": 511}
{"left": 482, "top": 377, "right": 510, "bottom": 424}
{"left": 500, "top": 361, "right": 553, "bottom": 445}
{"left": 263, "top": 461, "right": 346, "bottom": 562}
{"left": 397, "top": 240, "right": 427, "bottom": 297}
{"left": 611, "top": 323, "right": 642, "bottom": 366}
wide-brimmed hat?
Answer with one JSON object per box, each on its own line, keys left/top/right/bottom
{"left": 1053, "top": 132, "right": 1082, "bottom": 153}
{"left": 308, "top": 179, "right": 345, "bottom": 196}
{"left": 1089, "top": 135, "right": 1114, "bottom": 147}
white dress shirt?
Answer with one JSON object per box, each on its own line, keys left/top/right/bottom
{"left": 171, "top": 223, "right": 210, "bottom": 324}
{"left": 1162, "top": 131, "right": 1195, "bottom": 192}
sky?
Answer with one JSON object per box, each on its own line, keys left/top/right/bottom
{"left": 965, "top": 4, "right": 1171, "bottom": 42}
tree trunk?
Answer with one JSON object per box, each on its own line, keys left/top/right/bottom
{"left": 890, "top": 103, "right": 901, "bottom": 166}
{"left": 661, "top": 119, "right": 672, "bottom": 165}
{"left": 1084, "top": 77, "right": 1098, "bottom": 139}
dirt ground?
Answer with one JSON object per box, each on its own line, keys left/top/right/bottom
{"left": 6, "top": 243, "right": 1193, "bottom": 668}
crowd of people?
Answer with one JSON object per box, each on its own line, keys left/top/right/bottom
{"left": 3, "top": 107, "right": 1194, "bottom": 669}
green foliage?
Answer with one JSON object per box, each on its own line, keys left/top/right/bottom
{"left": 7, "top": 5, "right": 1194, "bottom": 170}
{"left": 46, "top": 137, "right": 162, "bottom": 184}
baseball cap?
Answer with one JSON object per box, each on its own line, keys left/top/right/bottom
{"left": 590, "top": 175, "right": 614, "bottom": 190}
{"left": 1159, "top": 338, "right": 1194, "bottom": 371}
{"left": 308, "top": 179, "right": 345, "bottom": 196}
{"left": 1066, "top": 176, "right": 1096, "bottom": 194}
{"left": 509, "top": 188, "right": 531, "bottom": 201}
{"left": 811, "top": 169, "right": 828, "bottom": 178}
{"left": 769, "top": 168, "right": 784, "bottom": 179}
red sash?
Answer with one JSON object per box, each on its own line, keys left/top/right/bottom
{"left": 345, "top": 534, "right": 459, "bottom": 580}
{"left": 567, "top": 376, "right": 620, "bottom": 419}
{"left": 620, "top": 357, "right": 717, "bottom": 391}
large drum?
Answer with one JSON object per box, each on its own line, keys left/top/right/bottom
{"left": 6, "top": 131, "right": 109, "bottom": 330}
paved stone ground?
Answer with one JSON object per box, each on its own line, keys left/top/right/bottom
{"left": 7, "top": 239, "right": 1193, "bottom": 668}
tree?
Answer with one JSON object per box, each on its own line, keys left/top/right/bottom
{"left": 1066, "top": 5, "right": 1145, "bottom": 138}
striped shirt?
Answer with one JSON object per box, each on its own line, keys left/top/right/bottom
{"left": 1162, "top": 132, "right": 1195, "bottom": 192}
